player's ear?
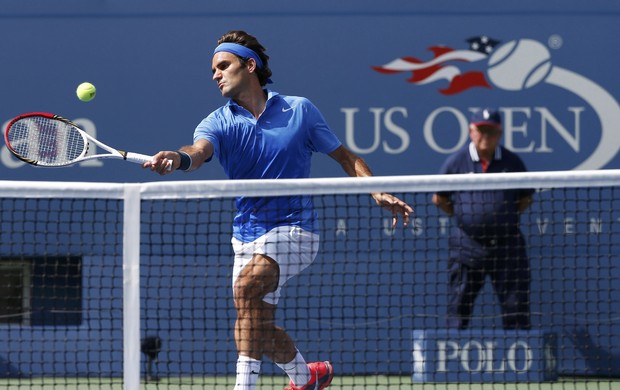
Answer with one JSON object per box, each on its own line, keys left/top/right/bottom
{"left": 245, "top": 57, "right": 257, "bottom": 73}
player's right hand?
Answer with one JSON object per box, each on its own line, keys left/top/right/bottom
{"left": 145, "top": 151, "right": 176, "bottom": 175}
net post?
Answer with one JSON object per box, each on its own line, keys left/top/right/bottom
{"left": 123, "top": 183, "right": 141, "bottom": 390}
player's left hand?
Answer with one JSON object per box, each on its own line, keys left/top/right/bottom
{"left": 372, "top": 192, "right": 414, "bottom": 228}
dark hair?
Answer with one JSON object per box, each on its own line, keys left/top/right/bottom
{"left": 217, "top": 30, "right": 272, "bottom": 87}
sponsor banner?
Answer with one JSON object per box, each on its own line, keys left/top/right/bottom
{"left": 412, "top": 329, "right": 558, "bottom": 382}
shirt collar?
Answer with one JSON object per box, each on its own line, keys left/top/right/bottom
{"left": 468, "top": 142, "right": 502, "bottom": 162}
{"left": 226, "top": 89, "right": 279, "bottom": 112}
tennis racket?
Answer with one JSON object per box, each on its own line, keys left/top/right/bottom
{"left": 4, "top": 112, "right": 169, "bottom": 168}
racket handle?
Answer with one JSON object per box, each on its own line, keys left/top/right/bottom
{"left": 125, "top": 152, "right": 173, "bottom": 171}
{"left": 124, "top": 152, "right": 153, "bottom": 164}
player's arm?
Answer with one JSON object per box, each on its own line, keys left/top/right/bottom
{"left": 146, "top": 139, "right": 214, "bottom": 175}
{"left": 432, "top": 193, "right": 454, "bottom": 216}
{"left": 518, "top": 194, "right": 533, "bottom": 213}
{"left": 328, "top": 145, "right": 413, "bottom": 227}
{"left": 328, "top": 145, "right": 372, "bottom": 177}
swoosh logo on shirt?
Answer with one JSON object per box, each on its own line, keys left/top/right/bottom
{"left": 282, "top": 106, "right": 295, "bottom": 112}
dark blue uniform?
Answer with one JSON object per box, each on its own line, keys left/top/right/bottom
{"left": 438, "top": 142, "right": 534, "bottom": 330}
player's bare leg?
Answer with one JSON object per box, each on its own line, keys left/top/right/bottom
{"left": 234, "top": 254, "right": 320, "bottom": 389}
{"left": 234, "top": 255, "right": 283, "bottom": 357}
{"left": 233, "top": 254, "right": 298, "bottom": 388}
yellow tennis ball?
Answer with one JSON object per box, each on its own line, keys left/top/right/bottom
{"left": 76, "top": 82, "right": 96, "bottom": 102}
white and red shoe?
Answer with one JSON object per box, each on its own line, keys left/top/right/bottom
{"left": 284, "top": 361, "right": 333, "bottom": 390}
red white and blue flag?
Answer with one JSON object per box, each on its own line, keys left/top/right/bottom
{"left": 372, "top": 36, "right": 501, "bottom": 95}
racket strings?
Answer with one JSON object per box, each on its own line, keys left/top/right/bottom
{"left": 8, "top": 117, "right": 85, "bottom": 165}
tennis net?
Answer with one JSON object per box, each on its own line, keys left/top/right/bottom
{"left": 0, "top": 170, "right": 619, "bottom": 389}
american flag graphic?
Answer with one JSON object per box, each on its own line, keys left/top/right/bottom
{"left": 372, "top": 36, "right": 501, "bottom": 95}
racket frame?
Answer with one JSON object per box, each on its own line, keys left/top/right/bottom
{"left": 5, "top": 112, "right": 154, "bottom": 167}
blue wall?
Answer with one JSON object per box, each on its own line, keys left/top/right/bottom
{"left": 1, "top": 0, "right": 619, "bottom": 380}
{"left": 1, "top": 1, "right": 620, "bottom": 180}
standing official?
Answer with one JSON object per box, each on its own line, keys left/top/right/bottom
{"left": 432, "top": 108, "right": 533, "bottom": 330}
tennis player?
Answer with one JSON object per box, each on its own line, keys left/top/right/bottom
{"left": 146, "top": 30, "right": 413, "bottom": 390}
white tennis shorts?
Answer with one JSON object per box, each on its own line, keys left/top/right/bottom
{"left": 231, "top": 225, "right": 320, "bottom": 305}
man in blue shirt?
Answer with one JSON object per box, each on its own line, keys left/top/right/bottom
{"left": 147, "top": 30, "right": 413, "bottom": 390}
{"left": 432, "top": 108, "right": 533, "bottom": 331}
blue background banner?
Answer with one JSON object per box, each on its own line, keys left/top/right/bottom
{"left": 1, "top": 1, "right": 619, "bottom": 181}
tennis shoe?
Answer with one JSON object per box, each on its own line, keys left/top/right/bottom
{"left": 284, "top": 361, "right": 333, "bottom": 390}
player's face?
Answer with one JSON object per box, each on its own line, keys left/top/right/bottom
{"left": 470, "top": 124, "right": 502, "bottom": 155}
{"left": 211, "top": 52, "right": 252, "bottom": 98}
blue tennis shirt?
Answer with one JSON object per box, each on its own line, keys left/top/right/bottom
{"left": 194, "top": 90, "right": 342, "bottom": 242}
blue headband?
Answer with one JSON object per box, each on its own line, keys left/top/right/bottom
{"left": 213, "top": 43, "right": 264, "bottom": 69}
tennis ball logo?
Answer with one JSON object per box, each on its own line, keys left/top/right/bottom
{"left": 487, "top": 39, "right": 552, "bottom": 91}
{"left": 76, "top": 82, "right": 97, "bottom": 102}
